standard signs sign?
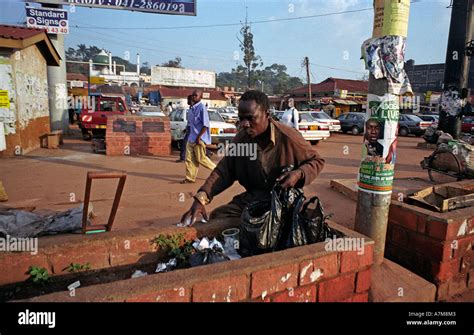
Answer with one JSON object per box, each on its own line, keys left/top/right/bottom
{"left": 26, "top": 7, "right": 69, "bottom": 34}
{"left": 29, "top": 0, "right": 196, "bottom": 16}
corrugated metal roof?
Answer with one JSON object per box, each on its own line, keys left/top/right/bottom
{"left": 289, "top": 77, "right": 369, "bottom": 95}
{"left": 0, "top": 24, "right": 45, "bottom": 40}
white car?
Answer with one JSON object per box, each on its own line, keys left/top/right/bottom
{"left": 310, "top": 111, "right": 341, "bottom": 132}
{"left": 138, "top": 105, "right": 166, "bottom": 117}
{"left": 298, "top": 112, "right": 331, "bottom": 144}
{"left": 169, "top": 108, "right": 237, "bottom": 144}
{"left": 217, "top": 107, "right": 239, "bottom": 124}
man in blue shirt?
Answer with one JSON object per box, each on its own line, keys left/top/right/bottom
{"left": 181, "top": 90, "right": 216, "bottom": 184}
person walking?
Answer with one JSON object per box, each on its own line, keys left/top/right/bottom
{"left": 181, "top": 90, "right": 216, "bottom": 184}
{"left": 281, "top": 98, "right": 299, "bottom": 129}
{"left": 176, "top": 95, "right": 193, "bottom": 163}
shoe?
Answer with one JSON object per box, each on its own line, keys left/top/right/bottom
{"left": 175, "top": 159, "right": 185, "bottom": 163}
{"left": 180, "top": 179, "right": 195, "bottom": 184}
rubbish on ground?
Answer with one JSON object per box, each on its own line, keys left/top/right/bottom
{"left": 222, "top": 228, "right": 241, "bottom": 260}
{"left": 0, "top": 204, "right": 94, "bottom": 238}
{"left": 155, "top": 258, "right": 177, "bottom": 273}
{"left": 189, "top": 237, "right": 230, "bottom": 267}
{"left": 131, "top": 270, "right": 148, "bottom": 278}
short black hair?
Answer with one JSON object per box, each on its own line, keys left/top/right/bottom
{"left": 240, "top": 90, "right": 269, "bottom": 112}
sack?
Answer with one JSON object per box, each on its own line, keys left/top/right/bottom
{"left": 189, "top": 248, "right": 230, "bottom": 267}
{"left": 241, "top": 182, "right": 341, "bottom": 256}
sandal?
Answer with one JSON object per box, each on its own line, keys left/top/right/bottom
{"left": 180, "top": 179, "right": 195, "bottom": 184}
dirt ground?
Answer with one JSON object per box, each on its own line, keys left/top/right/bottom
{"left": 0, "top": 129, "right": 432, "bottom": 232}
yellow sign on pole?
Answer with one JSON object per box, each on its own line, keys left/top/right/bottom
{"left": 0, "top": 90, "right": 10, "bottom": 108}
{"left": 89, "top": 76, "right": 105, "bottom": 85}
{"left": 373, "top": 0, "right": 411, "bottom": 38}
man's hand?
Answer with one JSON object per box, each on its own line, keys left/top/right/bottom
{"left": 195, "top": 137, "right": 201, "bottom": 145}
{"left": 180, "top": 199, "right": 208, "bottom": 226}
{"left": 277, "top": 169, "right": 304, "bottom": 189}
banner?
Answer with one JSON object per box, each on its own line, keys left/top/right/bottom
{"left": 26, "top": 7, "right": 69, "bottom": 35}
{"left": 358, "top": 94, "right": 399, "bottom": 194}
{"left": 29, "top": 0, "right": 196, "bottom": 16}
{"left": 373, "top": 0, "right": 410, "bottom": 38}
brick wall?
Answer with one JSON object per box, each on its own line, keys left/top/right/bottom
{"left": 106, "top": 115, "right": 171, "bottom": 156}
{"left": 0, "top": 221, "right": 374, "bottom": 303}
{"left": 386, "top": 196, "right": 474, "bottom": 300}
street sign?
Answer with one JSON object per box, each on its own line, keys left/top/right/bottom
{"left": 26, "top": 6, "right": 69, "bottom": 34}
{"left": 0, "top": 90, "right": 10, "bottom": 109}
{"left": 90, "top": 76, "right": 105, "bottom": 84}
{"left": 29, "top": 0, "right": 196, "bottom": 16}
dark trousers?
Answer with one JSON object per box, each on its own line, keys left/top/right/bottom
{"left": 179, "top": 128, "right": 190, "bottom": 161}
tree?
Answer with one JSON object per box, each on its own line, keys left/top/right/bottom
{"left": 140, "top": 61, "right": 151, "bottom": 75}
{"left": 161, "top": 57, "right": 183, "bottom": 68}
{"left": 238, "top": 20, "right": 262, "bottom": 89}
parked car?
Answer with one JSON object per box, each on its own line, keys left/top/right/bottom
{"left": 138, "top": 105, "right": 166, "bottom": 117}
{"left": 337, "top": 112, "right": 368, "bottom": 135}
{"left": 169, "top": 108, "right": 237, "bottom": 145}
{"left": 217, "top": 107, "right": 239, "bottom": 124}
{"left": 398, "top": 114, "right": 431, "bottom": 136}
{"left": 462, "top": 116, "right": 474, "bottom": 134}
{"left": 418, "top": 115, "right": 439, "bottom": 128}
{"left": 310, "top": 111, "right": 341, "bottom": 132}
{"left": 78, "top": 94, "right": 128, "bottom": 140}
{"left": 297, "top": 112, "right": 331, "bottom": 144}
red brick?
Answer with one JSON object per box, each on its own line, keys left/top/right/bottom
{"left": 409, "top": 233, "right": 452, "bottom": 263}
{"left": 436, "top": 281, "right": 450, "bottom": 301}
{"left": 318, "top": 273, "right": 355, "bottom": 302}
{"left": 426, "top": 218, "right": 467, "bottom": 241}
{"left": 0, "top": 253, "right": 51, "bottom": 285}
{"left": 417, "top": 215, "right": 427, "bottom": 234}
{"left": 49, "top": 243, "right": 109, "bottom": 274}
{"left": 340, "top": 244, "right": 373, "bottom": 273}
{"left": 469, "top": 269, "right": 474, "bottom": 289}
{"left": 192, "top": 275, "right": 249, "bottom": 302}
{"left": 389, "top": 205, "right": 418, "bottom": 231}
{"left": 432, "top": 258, "right": 461, "bottom": 282}
{"left": 126, "top": 288, "right": 191, "bottom": 302}
{"left": 250, "top": 263, "right": 298, "bottom": 300}
{"left": 356, "top": 269, "right": 371, "bottom": 293}
{"left": 300, "top": 253, "right": 339, "bottom": 285}
{"left": 271, "top": 285, "right": 316, "bottom": 303}
{"left": 391, "top": 225, "right": 409, "bottom": 247}
{"left": 448, "top": 275, "right": 468, "bottom": 297}
{"left": 341, "top": 292, "right": 369, "bottom": 303}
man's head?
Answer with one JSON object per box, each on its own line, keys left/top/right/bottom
{"left": 288, "top": 98, "right": 295, "bottom": 109}
{"left": 187, "top": 95, "right": 193, "bottom": 107}
{"left": 238, "top": 90, "right": 270, "bottom": 138}
{"left": 191, "top": 90, "right": 203, "bottom": 104}
{"left": 366, "top": 119, "right": 381, "bottom": 144}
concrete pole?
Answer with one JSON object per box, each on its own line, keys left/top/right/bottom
{"left": 43, "top": 3, "right": 68, "bottom": 132}
{"left": 439, "top": 0, "right": 474, "bottom": 138}
{"left": 354, "top": 0, "right": 411, "bottom": 265}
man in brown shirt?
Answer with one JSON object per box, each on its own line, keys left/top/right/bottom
{"left": 180, "top": 90, "right": 325, "bottom": 226}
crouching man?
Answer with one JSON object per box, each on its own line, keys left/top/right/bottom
{"left": 180, "top": 90, "right": 325, "bottom": 225}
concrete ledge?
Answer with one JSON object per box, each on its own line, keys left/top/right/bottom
{"left": 370, "top": 258, "right": 436, "bottom": 302}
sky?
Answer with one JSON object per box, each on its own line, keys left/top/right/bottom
{"left": 0, "top": 0, "right": 453, "bottom": 82}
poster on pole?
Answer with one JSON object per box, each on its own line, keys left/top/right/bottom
{"left": 26, "top": 7, "right": 69, "bottom": 34}
{"left": 358, "top": 94, "right": 399, "bottom": 195}
{"left": 29, "top": 0, "right": 196, "bottom": 16}
{"left": 373, "top": 0, "right": 410, "bottom": 38}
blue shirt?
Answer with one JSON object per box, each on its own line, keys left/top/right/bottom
{"left": 187, "top": 102, "right": 212, "bottom": 145}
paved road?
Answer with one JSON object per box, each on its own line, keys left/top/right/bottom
{"left": 0, "top": 131, "right": 431, "bottom": 231}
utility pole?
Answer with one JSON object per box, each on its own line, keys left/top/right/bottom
{"left": 439, "top": 0, "right": 474, "bottom": 138}
{"left": 354, "top": 0, "right": 411, "bottom": 265}
{"left": 304, "top": 57, "right": 312, "bottom": 103}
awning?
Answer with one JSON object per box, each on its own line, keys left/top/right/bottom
{"left": 333, "top": 99, "right": 360, "bottom": 105}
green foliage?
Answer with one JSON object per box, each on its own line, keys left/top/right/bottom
{"left": 27, "top": 266, "right": 49, "bottom": 284}
{"left": 161, "top": 57, "right": 183, "bottom": 68}
{"left": 64, "top": 263, "right": 91, "bottom": 273}
{"left": 152, "top": 234, "right": 194, "bottom": 265}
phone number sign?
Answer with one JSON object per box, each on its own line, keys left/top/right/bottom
{"left": 26, "top": 7, "right": 69, "bottom": 34}
{"left": 30, "top": 0, "right": 196, "bottom": 16}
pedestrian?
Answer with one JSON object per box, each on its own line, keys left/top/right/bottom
{"left": 176, "top": 95, "right": 193, "bottom": 163}
{"left": 281, "top": 98, "right": 299, "bottom": 129}
{"left": 180, "top": 90, "right": 325, "bottom": 226}
{"left": 166, "top": 102, "right": 173, "bottom": 115}
{"left": 180, "top": 90, "right": 216, "bottom": 184}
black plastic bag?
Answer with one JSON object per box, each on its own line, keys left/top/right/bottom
{"left": 189, "top": 247, "right": 230, "bottom": 267}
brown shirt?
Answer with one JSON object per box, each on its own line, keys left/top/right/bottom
{"left": 199, "top": 119, "right": 325, "bottom": 203}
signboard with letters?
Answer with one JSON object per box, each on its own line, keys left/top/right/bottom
{"left": 29, "top": 0, "right": 196, "bottom": 16}
{"left": 26, "top": 7, "right": 69, "bottom": 35}
{"left": 151, "top": 66, "right": 216, "bottom": 88}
